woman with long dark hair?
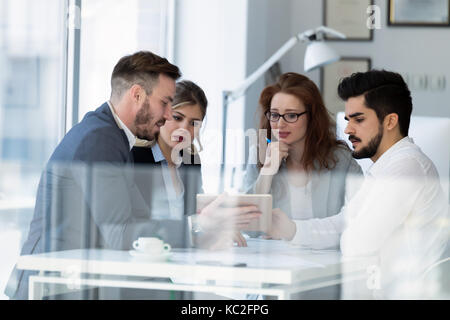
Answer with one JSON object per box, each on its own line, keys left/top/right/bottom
{"left": 243, "top": 72, "right": 362, "bottom": 248}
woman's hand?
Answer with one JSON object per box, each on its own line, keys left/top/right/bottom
{"left": 266, "top": 208, "right": 296, "bottom": 241}
{"left": 261, "top": 141, "right": 289, "bottom": 175}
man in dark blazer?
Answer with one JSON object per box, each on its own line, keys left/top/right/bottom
{"left": 5, "top": 51, "right": 181, "bottom": 300}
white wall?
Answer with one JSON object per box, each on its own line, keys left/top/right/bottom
{"left": 174, "top": 0, "right": 248, "bottom": 192}
{"left": 244, "top": 0, "right": 293, "bottom": 132}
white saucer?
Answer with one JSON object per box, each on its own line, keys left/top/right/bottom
{"left": 129, "top": 250, "right": 172, "bottom": 262}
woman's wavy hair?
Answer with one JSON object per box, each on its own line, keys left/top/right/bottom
{"left": 258, "top": 72, "right": 346, "bottom": 171}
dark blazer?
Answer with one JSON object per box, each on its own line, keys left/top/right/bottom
{"left": 5, "top": 103, "right": 160, "bottom": 299}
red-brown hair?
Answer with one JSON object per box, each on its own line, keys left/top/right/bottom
{"left": 258, "top": 72, "right": 346, "bottom": 171}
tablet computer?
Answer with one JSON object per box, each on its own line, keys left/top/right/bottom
{"left": 196, "top": 194, "right": 272, "bottom": 232}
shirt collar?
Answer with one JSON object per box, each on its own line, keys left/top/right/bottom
{"left": 367, "top": 136, "right": 414, "bottom": 176}
{"left": 151, "top": 143, "right": 166, "bottom": 163}
{"left": 107, "top": 101, "right": 136, "bottom": 151}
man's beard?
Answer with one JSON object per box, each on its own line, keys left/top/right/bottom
{"left": 134, "top": 100, "right": 165, "bottom": 141}
{"left": 351, "top": 125, "right": 383, "bottom": 159}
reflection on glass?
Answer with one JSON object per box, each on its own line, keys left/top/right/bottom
{"left": 0, "top": 0, "right": 66, "bottom": 300}
{"left": 0, "top": 0, "right": 172, "bottom": 300}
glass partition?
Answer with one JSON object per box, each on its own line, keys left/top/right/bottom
{"left": 0, "top": 0, "right": 68, "bottom": 299}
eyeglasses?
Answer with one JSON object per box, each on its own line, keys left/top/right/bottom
{"left": 265, "top": 111, "right": 308, "bottom": 123}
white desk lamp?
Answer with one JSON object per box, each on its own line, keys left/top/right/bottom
{"left": 220, "top": 26, "right": 346, "bottom": 191}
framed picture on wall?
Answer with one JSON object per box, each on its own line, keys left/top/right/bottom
{"left": 388, "top": 0, "right": 450, "bottom": 26}
{"left": 323, "top": 0, "right": 373, "bottom": 41}
{"left": 321, "top": 57, "right": 371, "bottom": 117}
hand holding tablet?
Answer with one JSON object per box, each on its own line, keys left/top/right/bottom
{"left": 196, "top": 193, "right": 273, "bottom": 233}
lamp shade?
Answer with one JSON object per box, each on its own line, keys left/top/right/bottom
{"left": 304, "top": 41, "right": 340, "bottom": 72}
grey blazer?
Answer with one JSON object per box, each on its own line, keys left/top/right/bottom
{"left": 242, "top": 145, "right": 363, "bottom": 219}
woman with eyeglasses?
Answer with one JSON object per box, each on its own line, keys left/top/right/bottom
{"left": 242, "top": 72, "right": 363, "bottom": 249}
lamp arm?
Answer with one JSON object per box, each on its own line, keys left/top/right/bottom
{"left": 226, "top": 26, "right": 345, "bottom": 102}
{"left": 227, "top": 35, "right": 300, "bottom": 102}
{"left": 315, "top": 26, "right": 346, "bottom": 39}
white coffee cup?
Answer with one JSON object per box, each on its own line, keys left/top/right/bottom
{"left": 132, "top": 237, "right": 171, "bottom": 255}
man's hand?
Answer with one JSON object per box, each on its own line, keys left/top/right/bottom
{"left": 194, "top": 193, "right": 261, "bottom": 249}
{"left": 197, "top": 193, "right": 262, "bottom": 232}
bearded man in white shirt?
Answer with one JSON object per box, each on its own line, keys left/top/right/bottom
{"left": 337, "top": 69, "right": 448, "bottom": 299}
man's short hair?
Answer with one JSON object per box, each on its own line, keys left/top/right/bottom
{"left": 337, "top": 69, "right": 413, "bottom": 137}
{"left": 111, "top": 51, "right": 181, "bottom": 101}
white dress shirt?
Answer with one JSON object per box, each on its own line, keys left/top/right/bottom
{"left": 107, "top": 101, "right": 136, "bottom": 151}
{"left": 340, "top": 137, "right": 448, "bottom": 298}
